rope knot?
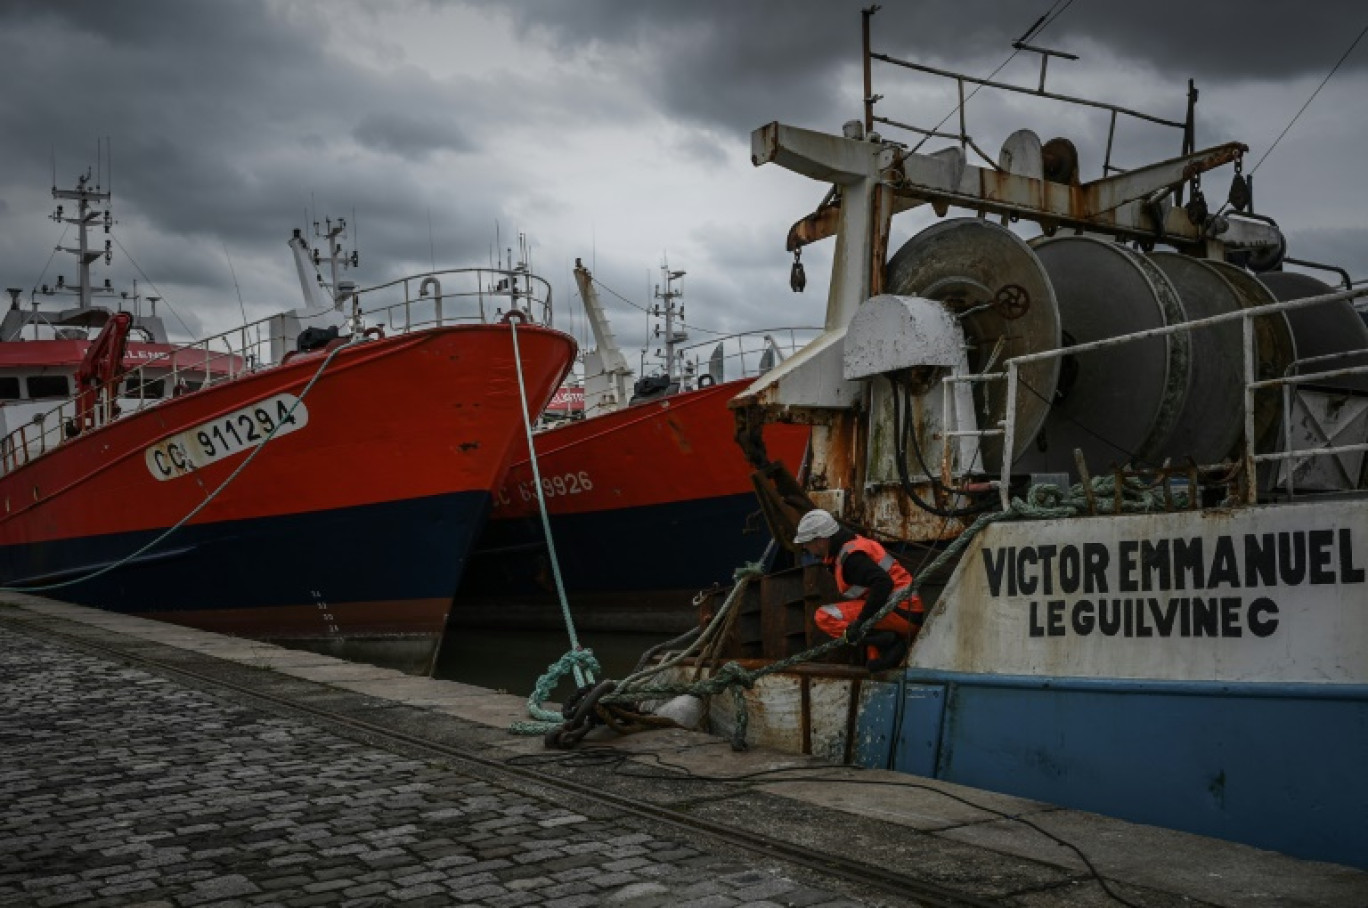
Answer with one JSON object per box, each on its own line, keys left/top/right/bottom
{"left": 732, "top": 561, "right": 766, "bottom": 582}
{"left": 715, "top": 661, "right": 756, "bottom": 690}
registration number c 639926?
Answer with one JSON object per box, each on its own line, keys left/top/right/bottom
{"left": 145, "top": 393, "right": 309, "bottom": 481}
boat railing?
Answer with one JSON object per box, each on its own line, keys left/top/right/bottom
{"left": 944, "top": 285, "right": 1368, "bottom": 511}
{"left": 0, "top": 266, "right": 554, "bottom": 476}
{"left": 1259, "top": 347, "right": 1368, "bottom": 498}
{"left": 677, "top": 327, "right": 822, "bottom": 385}
{"left": 0, "top": 330, "right": 255, "bottom": 475}
{"left": 0, "top": 398, "right": 73, "bottom": 475}
{"left": 861, "top": 8, "right": 1190, "bottom": 177}
{"left": 354, "top": 267, "right": 554, "bottom": 335}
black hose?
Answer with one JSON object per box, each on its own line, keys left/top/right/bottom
{"left": 630, "top": 627, "right": 703, "bottom": 675}
{"left": 889, "top": 376, "right": 996, "bottom": 519}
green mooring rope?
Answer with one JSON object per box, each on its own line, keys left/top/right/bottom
{"left": 514, "top": 648, "right": 604, "bottom": 727}
{"left": 506, "top": 317, "right": 594, "bottom": 697}
{"left": 511, "top": 475, "right": 1188, "bottom": 746}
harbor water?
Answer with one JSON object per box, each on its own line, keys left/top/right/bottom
{"left": 434, "top": 626, "right": 674, "bottom": 697}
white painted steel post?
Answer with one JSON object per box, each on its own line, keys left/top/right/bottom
{"left": 941, "top": 371, "right": 951, "bottom": 482}
{"left": 1242, "top": 314, "right": 1257, "bottom": 505}
{"left": 952, "top": 347, "right": 981, "bottom": 474}
{"left": 1283, "top": 382, "right": 1295, "bottom": 498}
{"left": 1002, "top": 362, "right": 1018, "bottom": 511}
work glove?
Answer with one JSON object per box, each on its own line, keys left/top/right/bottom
{"left": 842, "top": 621, "right": 870, "bottom": 646}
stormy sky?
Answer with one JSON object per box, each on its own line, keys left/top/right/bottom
{"left": 0, "top": 0, "right": 1363, "bottom": 363}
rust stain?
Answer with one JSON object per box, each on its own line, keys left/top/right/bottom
{"left": 1180, "top": 143, "right": 1247, "bottom": 181}
{"left": 665, "top": 417, "right": 692, "bottom": 453}
{"left": 869, "top": 182, "right": 891, "bottom": 297}
{"left": 787, "top": 204, "right": 842, "bottom": 252}
{"left": 752, "top": 122, "right": 780, "bottom": 168}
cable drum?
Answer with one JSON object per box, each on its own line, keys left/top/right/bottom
{"left": 1203, "top": 260, "right": 1297, "bottom": 453}
{"left": 1020, "top": 236, "right": 1190, "bottom": 476}
{"left": 1147, "top": 253, "right": 1248, "bottom": 464}
{"left": 1258, "top": 271, "right": 1368, "bottom": 393}
{"left": 883, "top": 218, "right": 1060, "bottom": 471}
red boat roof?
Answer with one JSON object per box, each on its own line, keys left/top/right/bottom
{"left": 0, "top": 340, "right": 240, "bottom": 373}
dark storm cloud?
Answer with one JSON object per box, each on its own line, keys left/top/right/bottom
{"left": 1286, "top": 227, "right": 1368, "bottom": 281}
{"left": 354, "top": 110, "right": 475, "bottom": 160}
{"left": 0, "top": 0, "right": 1362, "bottom": 346}
{"left": 0, "top": 0, "right": 529, "bottom": 309}
{"left": 475, "top": 0, "right": 1368, "bottom": 141}
{"left": 1026, "top": 2, "right": 1368, "bottom": 80}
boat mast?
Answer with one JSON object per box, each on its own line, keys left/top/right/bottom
{"left": 51, "top": 170, "right": 116, "bottom": 312}
{"left": 312, "top": 217, "right": 358, "bottom": 308}
{"left": 653, "top": 263, "right": 687, "bottom": 382}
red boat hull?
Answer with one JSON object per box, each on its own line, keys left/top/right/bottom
{"left": 0, "top": 323, "right": 575, "bottom": 672}
{"left": 455, "top": 377, "right": 809, "bottom": 632}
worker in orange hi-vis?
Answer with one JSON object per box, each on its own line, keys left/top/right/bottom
{"left": 793, "top": 509, "right": 924, "bottom": 671}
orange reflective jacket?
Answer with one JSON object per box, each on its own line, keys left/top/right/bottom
{"left": 829, "top": 535, "right": 924, "bottom": 622}
{"left": 833, "top": 536, "right": 912, "bottom": 598}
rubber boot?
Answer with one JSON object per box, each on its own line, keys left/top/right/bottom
{"left": 866, "top": 634, "right": 908, "bottom": 672}
{"left": 862, "top": 630, "right": 898, "bottom": 668}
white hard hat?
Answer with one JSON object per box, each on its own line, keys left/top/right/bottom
{"left": 793, "top": 509, "right": 839, "bottom": 544}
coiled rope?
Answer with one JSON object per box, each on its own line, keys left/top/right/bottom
{"left": 514, "top": 473, "right": 1188, "bottom": 747}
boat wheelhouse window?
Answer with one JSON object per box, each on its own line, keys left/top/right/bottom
{"left": 26, "top": 376, "right": 70, "bottom": 399}
{"left": 123, "top": 377, "right": 166, "bottom": 399}
{"left": 0, "top": 377, "right": 19, "bottom": 400}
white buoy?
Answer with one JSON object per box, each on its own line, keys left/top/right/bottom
{"left": 653, "top": 694, "right": 704, "bottom": 730}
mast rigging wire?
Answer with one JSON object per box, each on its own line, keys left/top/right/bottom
{"left": 912, "top": 0, "right": 1075, "bottom": 153}
{"left": 1250, "top": 23, "right": 1368, "bottom": 174}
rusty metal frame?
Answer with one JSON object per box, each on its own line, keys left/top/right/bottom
{"left": 865, "top": 46, "right": 1187, "bottom": 180}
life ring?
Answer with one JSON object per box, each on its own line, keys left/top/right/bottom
{"left": 501, "top": 309, "right": 530, "bottom": 325}
{"left": 697, "top": 374, "right": 715, "bottom": 387}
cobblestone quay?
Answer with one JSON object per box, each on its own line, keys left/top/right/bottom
{"left": 0, "top": 619, "right": 873, "bottom": 908}
{"left": 3, "top": 599, "right": 1367, "bottom": 908}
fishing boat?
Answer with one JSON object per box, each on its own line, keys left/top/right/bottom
{"left": 453, "top": 260, "right": 811, "bottom": 633}
{"left": 0, "top": 173, "right": 576, "bottom": 674}
{"left": 625, "top": 11, "right": 1368, "bottom": 869}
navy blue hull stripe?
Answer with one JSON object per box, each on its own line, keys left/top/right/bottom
{"left": 0, "top": 491, "right": 490, "bottom": 613}
{"left": 460, "top": 492, "right": 773, "bottom": 596}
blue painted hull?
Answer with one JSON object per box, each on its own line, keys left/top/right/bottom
{"left": 856, "top": 670, "right": 1368, "bottom": 869}
{"left": 453, "top": 491, "right": 775, "bottom": 631}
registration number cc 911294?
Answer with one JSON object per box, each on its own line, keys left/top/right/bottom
{"left": 144, "top": 393, "right": 309, "bottom": 481}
